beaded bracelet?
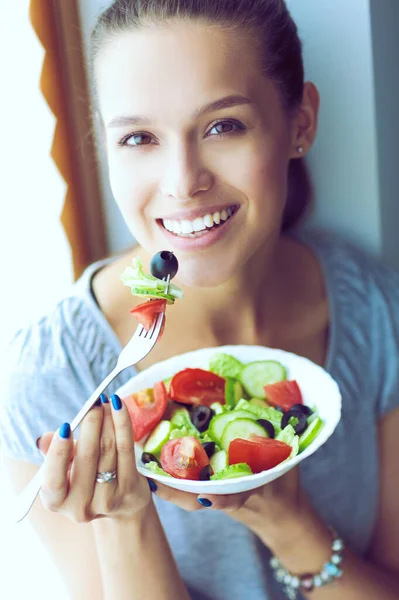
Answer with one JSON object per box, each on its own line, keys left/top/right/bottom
{"left": 269, "top": 529, "right": 344, "bottom": 599}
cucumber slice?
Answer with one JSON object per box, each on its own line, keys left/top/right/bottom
{"left": 307, "top": 410, "right": 319, "bottom": 425}
{"left": 130, "top": 288, "right": 176, "bottom": 303}
{"left": 298, "top": 416, "right": 324, "bottom": 452}
{"left": 143, "top": 420, "right": 173, "bottom": 454}
{"left": 220, "top": 418, "right": 267, "bottom": 451}
{"left": 210, "top": 463, "right": 253, "bottom": 480}
{"left": 209, "top": 353, "right": 244, "bottom": 379}
{"left": 224, "top": 378, "right": 244, "bottom": 409}
{"left": 210, "top": 402, "right": 226, "bottom": 415}
{"left": 234, "top": 399, "right": 283, "bottom": 432}
{"left": 210, "top": 450, "right": 228, "bottom": 473}
{"left": 208, "top": 409, "right": 258, "bottom": 443}
{"left": 240, "top": 361, "right": 287, "bottom": 398}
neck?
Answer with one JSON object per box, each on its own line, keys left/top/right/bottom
{"left": 172, "top": 232, "right": 292, "bottom": 344}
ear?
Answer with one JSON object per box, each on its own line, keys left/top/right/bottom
{"left": 289, "top": 81, "right": 320, "bottom": 158}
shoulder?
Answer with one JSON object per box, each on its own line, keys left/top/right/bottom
{"left": 300, "top": 227, "right": 399, "bottom": 304}
{"left": 0, "top": 265, "right": 120, "bottom": 464}
{"left": 300, "top": 227, "right": 399, "bottom": 417}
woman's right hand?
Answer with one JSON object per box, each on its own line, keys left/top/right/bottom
{"left": 36, "top": 394, "right": 153, "bottom": 523}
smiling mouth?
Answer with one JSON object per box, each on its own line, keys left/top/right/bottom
{"left": 157, "top": 205, "right": 239, "bottom": 237}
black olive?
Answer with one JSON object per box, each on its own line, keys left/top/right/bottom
{"left": 202, "top": 441, "right": 216, "bottom": 458}
{"left": 199, "top": 465, "right": 213, "bottom": 481}
{"left": 281, "top": 408, "right": 308, "bottom": 435}
{"left": 141, "top": 452, "right": 161, "bottom": 467}
{"left": 256, "top": 419, "right": 275, "bottom": 438}
{"left": 190, "top": 405, "right": 213, "bottom": 432}
{"left": 290, "top": 403, "right": 312, "bottom": 417}
{"left": 274, "top": 406, "right": 284, "bottom": 413}
{"left": 150, "top": 251, "right": 179, "bottom": 280}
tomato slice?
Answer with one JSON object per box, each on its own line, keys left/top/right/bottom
{"left": 130, "top": 299, "right": 166, "bottom": 331}
{"left": 228, "top": 437, "right": 291, "bottom": 473}
{"left": 169, "top": 368, "right": 226, "bottom": 407}
{"left": 160, "top": 436, "right": 210, "bottom": 480}
{"left": 264, "top": 380, "right": 303, "bottom": 412}
{"left": 124, "top": 381, "right": 168, "bottom": 441}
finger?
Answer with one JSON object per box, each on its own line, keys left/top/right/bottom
{"left": 95, "top": 394, "right": 117, "bottom": 482}
{"left": 37, "top": 432, "right": 76, "bottom": 464}
{"left": 69, "top": 400, "right": 103, "bottom": 502}
{"left": 147, "top": 479, "right": 204, "bottom": 512}
{"left": 109, "top": 394, "right": 139, "bottom": 488}
{"left": 40, "top": 423, "right": 74, "bottom": 511}
{"left": 37, "top": 432, "right": 55, "bottom": 455}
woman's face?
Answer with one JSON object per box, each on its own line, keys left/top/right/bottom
{"left": 95, "top": 20, "right": 296, "bottom": 287}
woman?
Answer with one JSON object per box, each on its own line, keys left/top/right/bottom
{"left": 2, "top": 1, "right": 399, "bottom": 599}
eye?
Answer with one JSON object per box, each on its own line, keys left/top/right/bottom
{"left": 206, "top": 119, "right": 247, "bottom": 137}
{"left": 118, "top": 133, "right": 155, "bottom": 147}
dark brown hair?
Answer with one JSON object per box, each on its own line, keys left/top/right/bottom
{"left": 91, "top": 0, "right": 313, "bottom": 231}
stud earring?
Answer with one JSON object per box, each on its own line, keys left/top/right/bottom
{"left": 297, "top": 146, "right": 304, "bottom": 154}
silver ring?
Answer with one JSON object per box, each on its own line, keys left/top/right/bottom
{"left": 96, "top": 469, "right": 117, "bottom": 484}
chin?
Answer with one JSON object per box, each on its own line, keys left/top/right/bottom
{"left": 177, "top": 261, "right": 234, "bottom": 289}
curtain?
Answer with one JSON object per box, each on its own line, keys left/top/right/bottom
{"left": 30, "top": 0, "right": 107, "bottom": 280}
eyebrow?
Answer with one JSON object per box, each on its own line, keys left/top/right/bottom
{"left": 107, "top": 94, "right": 255, "bottom": 128}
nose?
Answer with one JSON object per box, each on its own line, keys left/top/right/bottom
{"left": 159, "top": 142, "right": 213, "bottom": 201}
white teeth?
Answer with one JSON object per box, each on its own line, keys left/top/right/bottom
{"left": 203, "top": 214, "right": 214, "bottom": 228}
{"left": 181, "top": 220, "right": 193, "bottom": 234}
{"left": 161, "top": 205, "right": 236, "bottom": 235}
{"left": 193, "top": 217, "right": 206, "bottom": 232}
{"left": 213, "top": 211, "right": 221, "bottom": 225}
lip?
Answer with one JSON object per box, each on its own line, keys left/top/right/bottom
{"left": 157, "top": 206, "right": 241, "bottom": 251}
{"left": 157, "top": 203, "right": 239, "bottom": 222}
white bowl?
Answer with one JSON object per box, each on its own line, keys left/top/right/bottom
{"left": 116, "top": 345, "right": 342, "bottom": 495}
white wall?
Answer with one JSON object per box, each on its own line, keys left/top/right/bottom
{"left": 287, "top": 0, "right": 381, "bottom": 256}
{"left": 78, "top": 0, "right": 399, "bottom": 264}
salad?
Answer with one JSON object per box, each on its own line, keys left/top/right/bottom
{"left": 121, "top": 250, "right": 183, "bottom": 337}
{"left": 122, "top": 353, "right": 325, "bottom": 481}
{"left": 120, "top": 251, "right": 324, "bottom": 482}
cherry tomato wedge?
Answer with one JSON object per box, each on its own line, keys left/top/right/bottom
{"left": 160, "top": 436, "right": 211, "bottom": 480}
{"left": 169, "top": 368, "right": 226, "bottom": 407}
{"left": 264, "top": 380, "right": 303, "bottom": 412}
{"left": 124, "top": 381, "right": 168, "bottom": 441}
{"left": 228, "top": 436, "right": 291, "bottom": 473}
{"left": 130, "top": 299, "right": 166, "bottom": 331}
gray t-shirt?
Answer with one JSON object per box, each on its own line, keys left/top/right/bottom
{"left": 1, "top": 228, "right": 399, "bottom": 600}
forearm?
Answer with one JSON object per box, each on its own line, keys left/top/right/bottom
{"left": 258, "top": 500, "right": 399, "bottom": 600}
{"left": 92, "top": 501, "right": 190, "bottom": 600}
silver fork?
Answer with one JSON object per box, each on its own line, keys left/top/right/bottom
{"left": 14, "top": 277, "right": 169, "bottom": 524}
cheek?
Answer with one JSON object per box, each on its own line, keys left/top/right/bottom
{"left": 233, "top": 141, "right": 289, "bottom": 220}
{"left": 107, "top": 152, "right": 152, "bottom": 218}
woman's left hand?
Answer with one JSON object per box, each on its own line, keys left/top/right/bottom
{"left": 149, "top": 465, "right": 303, "bottom": 548}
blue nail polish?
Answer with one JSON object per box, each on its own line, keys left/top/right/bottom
{"left": 59, "top": 423, "right": 71, "bottom": 439}
{"left": 93, "top": 398, "right": 101, "bottom": 407}
{"left": 197, "top": 498, "right": 212, "bottom": 508}
{"left": 111, "top": 394, "right": 122, "bottom": 411}
{"left": 100, "top": 393, "right": 109, "bottom": 404}
{"left": 148, "top": 479, "right": 158, "bottom": 493}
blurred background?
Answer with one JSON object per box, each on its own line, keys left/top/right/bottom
{"left": 0, "top": 0, "right": 398, "bottom": 597}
